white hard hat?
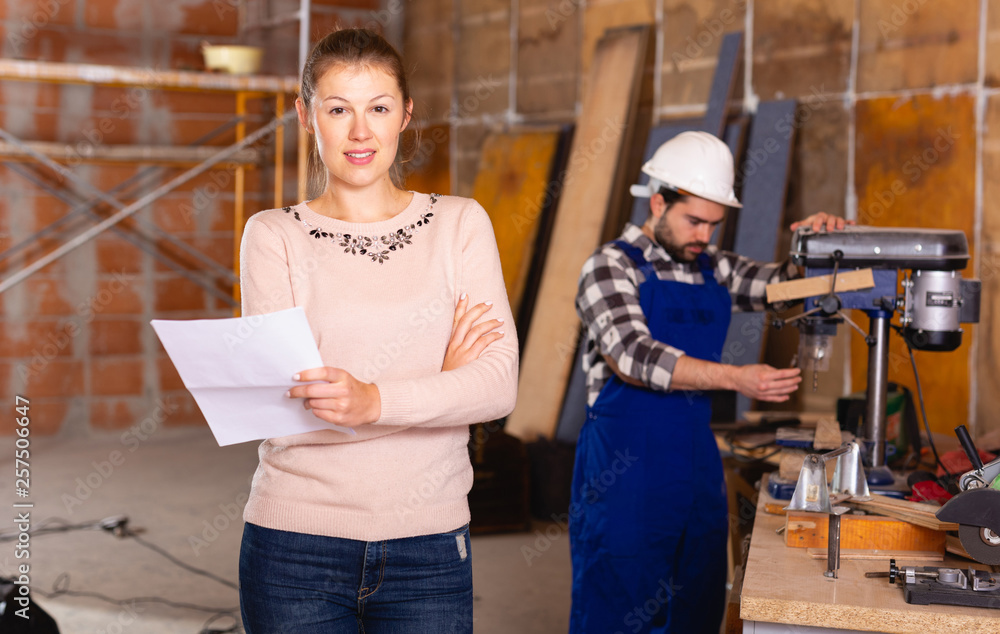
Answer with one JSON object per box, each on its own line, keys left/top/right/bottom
{"left": 629, "top": 131, "right": 742, "bottom": 208}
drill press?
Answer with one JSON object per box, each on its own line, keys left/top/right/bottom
{"left": 779, "top": 226, "right": 981, "bottom": 481}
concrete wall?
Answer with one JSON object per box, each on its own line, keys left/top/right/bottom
{"left": 404, "top": 0, "right": 1000, "bottom": 440}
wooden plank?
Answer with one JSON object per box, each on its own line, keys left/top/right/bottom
{"left": 471, "top": 130, "right": 562, "bottom": 319}
{"left": 742, "top": 475, "right": 1000, "bottom": 632}
{"left": 766, "top": 268, "right": 875, "bottom": 303}
{"left": 702, "top": 31, "right": 743, "bottom": 138}
{"left": 845, "top": 495, "right": 959, "bottom": 532}
{"left": 605, "top": 23, "right": 657, "bottom": 244}
{"left": 947, "top": 533, "right": 976, "bottom": 561}
{"left": 505, "top": 25, "right": 651, "bottom": 441}
{"left": 0, "top": 58, "right": 299, "bottom": 93}
{"left": 580, "top": 0, "right": 654, "bottom": 77}
{"left": 0, "top": 140, "right": 258, "bottom": 166}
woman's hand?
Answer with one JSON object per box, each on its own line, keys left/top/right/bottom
{"left": 442, "top": 293, "right": 505, "bottom": 371}
{"left": 790, "top": 212, "right": 854, "bottom": 232}
{"left": 286, "top": 367, "right": 381, "bottom": 427}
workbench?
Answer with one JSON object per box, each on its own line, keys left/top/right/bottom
{"left": 739, "top": 479, "right": 1000, "bottom": 633}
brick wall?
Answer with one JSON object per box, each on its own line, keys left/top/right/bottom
{"left": 404, "top": 0, "right": 1000, "bottom": 440}
{"left": 6, "top": 1, "right": 996, "bottom": 441}
{"left": 0, "top": 0, "right": 382, "bottom": 436}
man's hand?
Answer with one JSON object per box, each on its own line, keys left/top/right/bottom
{"left": 730, "top": 364, "right": 802, "bottom": 402}
{"left": 672, "top": 356, "right": 802, "bottom": 401}
{"left": 790, "top": 212, "right": 854, "bottom": 232}
{"left": 286, "top": 367, "right": 381, "bottom": 427}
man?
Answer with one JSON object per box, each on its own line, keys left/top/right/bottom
{"left": 569, "top": 131, "right": 848, "bottom": 633}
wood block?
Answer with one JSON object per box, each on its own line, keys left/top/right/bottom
{"left": 471, "top": 130, "right": 562, "bottom": 319}
{"left": 765, "top": 268, "right": 874, "bottom": 303}
{"left": 752, "top": 0, "right": 854, "bottom": 100}
{"left": 764, "top": 503, "right": 787, "bottom": 516}
{"left": 853, "top": 94, "right": 975, "bottom": 436}
{"left": 813, "top": 415, "right": 844, "bottom": 450}
{"left": 857, "top": 0, "right": 978, "bottom": 92}
{"left": 778, "top": 448, "right": 807, "bottom": 481}
{"left": 785, "top": 511, "right": 946, "bottom": 553}
{"left": 505, "top": 26, "right": 651, "bottom": 441}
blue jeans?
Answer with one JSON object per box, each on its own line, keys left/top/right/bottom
{"left": 239, "top": 522, "right": 473, "bottom": 633}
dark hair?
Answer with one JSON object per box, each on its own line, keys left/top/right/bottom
{"left": 299, "top": 28, "right": 417, "bottom": 197}
{"left": 655, "top": 187, "right": 687, "bottom": 212}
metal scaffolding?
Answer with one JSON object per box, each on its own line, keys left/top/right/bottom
{"left": 0, "top": 58, "right": 301, "bottom": 304}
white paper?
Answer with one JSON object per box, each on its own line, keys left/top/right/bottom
{"left": 151, "top": 307, "right": 354, "bottom": 446}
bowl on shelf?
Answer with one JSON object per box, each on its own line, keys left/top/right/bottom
{"left": 201, "top": 44, "right": 264, "bottom": 75}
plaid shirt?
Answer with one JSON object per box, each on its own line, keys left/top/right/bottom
{"left": 576, "top": 223, "right": 799, "bottom": 406}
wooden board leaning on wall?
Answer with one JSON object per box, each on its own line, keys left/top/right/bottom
{"left": 504, "top": 25, "right": 652, "bottom": 441}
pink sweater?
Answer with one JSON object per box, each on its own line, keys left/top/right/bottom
{"left": 239, "top": 192, "right": 519, "bottom": 541}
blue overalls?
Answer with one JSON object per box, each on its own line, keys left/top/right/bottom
{"left": 569, "top": 241, "right": 732, "bottom": 634}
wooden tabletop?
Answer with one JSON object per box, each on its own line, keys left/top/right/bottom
{"left": 740, "top": 477, "right": 1000, "bottom": 632}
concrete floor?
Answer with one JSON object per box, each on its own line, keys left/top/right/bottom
{"left": 0, "top": 426, "right": 570, "bottom": 633}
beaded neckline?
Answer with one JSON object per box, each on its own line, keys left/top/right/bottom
{"left": 283, "top": 194, "right": 437, "bottom": 264}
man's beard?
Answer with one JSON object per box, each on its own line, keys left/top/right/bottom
{"left": 653, "top": 214, "right": 707, "bottom": 262}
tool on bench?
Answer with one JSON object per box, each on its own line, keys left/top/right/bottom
{"left": 867, "top": 558, "right": 1000, "bottom": 609}
{"left": 769, "top": 227, "right": 981, "bottom": 484}
{"left": 785, "top": 441, "right": 871, "bottom": 578}
{"left": 934, "top": 425, "right": 1000, "bottom": 565}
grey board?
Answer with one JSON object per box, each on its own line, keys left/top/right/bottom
{"left": 703, "top": 32, "right": 744, "bottom": 139}
{"left": 724, "top": 99, "right": 799, "bottom": 420}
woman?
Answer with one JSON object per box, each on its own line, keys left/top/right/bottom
{"left": 237, "top": 28, "right": 518, "bottom": 633}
